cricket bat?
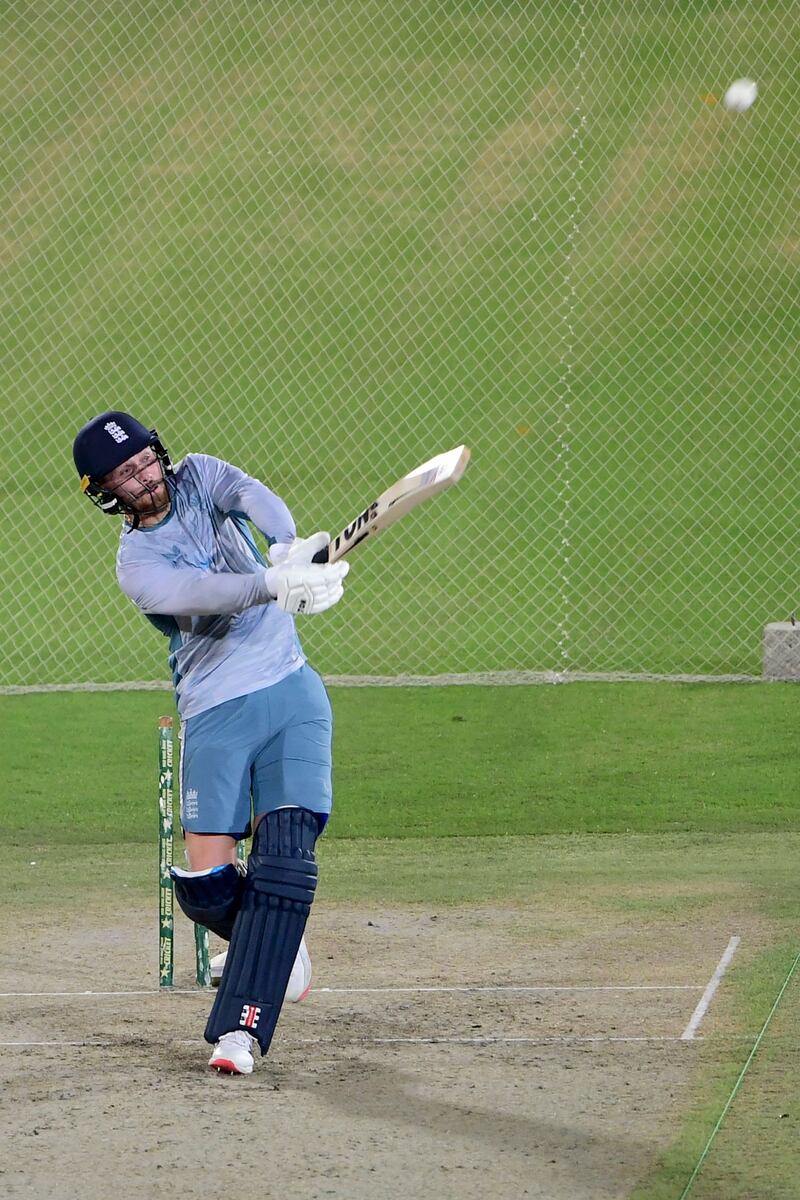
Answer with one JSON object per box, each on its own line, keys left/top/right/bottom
{"left": 311, "top": 445, "right": 471, "bottom": 564}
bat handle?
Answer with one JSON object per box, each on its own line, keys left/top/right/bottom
{"left": 311, "top": 545, "right": 330, "bottom": 564}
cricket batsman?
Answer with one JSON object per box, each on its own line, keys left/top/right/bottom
{"left": 72, "top": 411, "right": 349, "bottom": 1074}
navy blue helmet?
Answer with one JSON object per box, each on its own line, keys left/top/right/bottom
{"left": 73, "top": 410, "right": 173, "bottom": 515}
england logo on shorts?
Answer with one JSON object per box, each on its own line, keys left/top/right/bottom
{"left": 183, "top": 788, "right": 199, "bottom": 820}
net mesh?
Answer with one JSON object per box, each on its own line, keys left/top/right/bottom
{"left": 2, "top": 1, "right": 798, "bottom": 687}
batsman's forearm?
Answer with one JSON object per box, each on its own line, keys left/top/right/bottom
{"left": 120, "top": 566, "right": 275, "bottom": 616}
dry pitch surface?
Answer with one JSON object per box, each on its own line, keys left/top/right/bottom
{"left": 0, "top": 900, "right": 751, "bottom": 1200}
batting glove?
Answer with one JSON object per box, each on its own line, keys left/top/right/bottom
{"left": 269, "top": 531, "right": 330, "bottom": 567}
{"left": 264, "top": 559, "right": 348, "bottom": 615}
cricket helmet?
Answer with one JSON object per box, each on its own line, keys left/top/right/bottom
{"left": 72, "top": 410, "right": 173, "bottom": 515}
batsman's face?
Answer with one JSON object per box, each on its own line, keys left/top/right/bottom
{"left": 102, "top": 447, "right": 170, "bottom": 520}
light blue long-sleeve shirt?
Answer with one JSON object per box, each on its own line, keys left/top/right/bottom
{"left": 116, "top": 453, "right": 305, "bottom": 719}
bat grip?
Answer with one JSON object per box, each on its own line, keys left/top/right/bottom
{"left": 311, "top": 545, "right": 330, "bottom": 564}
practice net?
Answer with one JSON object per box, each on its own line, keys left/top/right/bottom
{"left": 2, "top": 1, "right": 798, "bottom": 688}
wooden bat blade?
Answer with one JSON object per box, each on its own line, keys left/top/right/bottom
{"left": 312, "top": 445, "right": 470, "bottom": 564}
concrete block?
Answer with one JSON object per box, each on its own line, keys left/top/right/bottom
{"left": 763, "top": 621, "right": 800, "bottom": 681}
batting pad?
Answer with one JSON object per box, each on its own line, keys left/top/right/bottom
{"left": 204, "top": 807, "right": 318, "bottom": 1054}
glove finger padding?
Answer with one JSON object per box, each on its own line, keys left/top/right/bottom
{"left": 270, "top": 531, "right": 331, "bottom": 567}
{"left": 289, "top": 531, "right": 331, "bottom": 564}
{"left": 268, "top": 541, "right": 292, "bottom": 566}
{"left": 266, "top": 561, "right": 349, "bottom": 615}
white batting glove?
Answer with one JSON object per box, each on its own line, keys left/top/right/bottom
{"left": 269, "top": 531, "right": 330, "bottom": 567}
{"left": 264, "top": 559, "right": 348, "bottom": 615}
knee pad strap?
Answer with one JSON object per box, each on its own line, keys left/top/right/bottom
{"left": 250, "top": 856, "right": 317, "bottom": 905}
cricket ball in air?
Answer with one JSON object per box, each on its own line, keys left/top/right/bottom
{"left": 723, "top": 79, "right": 758, "bottom": 112}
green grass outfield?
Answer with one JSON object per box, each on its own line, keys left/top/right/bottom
{"left": 2, "top": 682, "right": 799, "bottom": 1195}
{"left": 3, "top": 1, "right": 800, "bottom": 683}
{"left": 2, "top": 681, "right": 797, "bottom": 843}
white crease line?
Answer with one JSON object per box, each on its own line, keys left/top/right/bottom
{"left": 316, "top": 985, "right": 702, "bottom": 994}
{"left": 681, "top": 936, "right": 741, "bottom": 1041}
{"left": 0, "top": 1034, "right": 707, "bottom": 1048}
{"left": 0, "top": 989, "right": 206, "bottom": 997}
{"left": 200, "top": 1034, "right": 705, "bottom": 1047}
{"left": 0, "top": 983, "right": 703, "bottom": 998}
{"left": 360, "top": 1035, "right": 701, "bottom": 1045}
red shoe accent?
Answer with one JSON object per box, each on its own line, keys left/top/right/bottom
{"left": 209, "top": 1058, "right": 245, "bottom": 1075}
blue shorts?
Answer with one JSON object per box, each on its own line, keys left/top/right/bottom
{"left": 178, "top": 665, "right": 332, "bottom": 837}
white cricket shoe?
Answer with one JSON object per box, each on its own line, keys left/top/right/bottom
{"left": 208, "top": 1030, "right": 255, "bottom": 1075}
{"left": 210, "top": 935, "right": 312, "bottom": 1002}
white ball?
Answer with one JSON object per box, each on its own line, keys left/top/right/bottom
{"left": 723, "top": 78, "right": 758, "bottom": 113}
